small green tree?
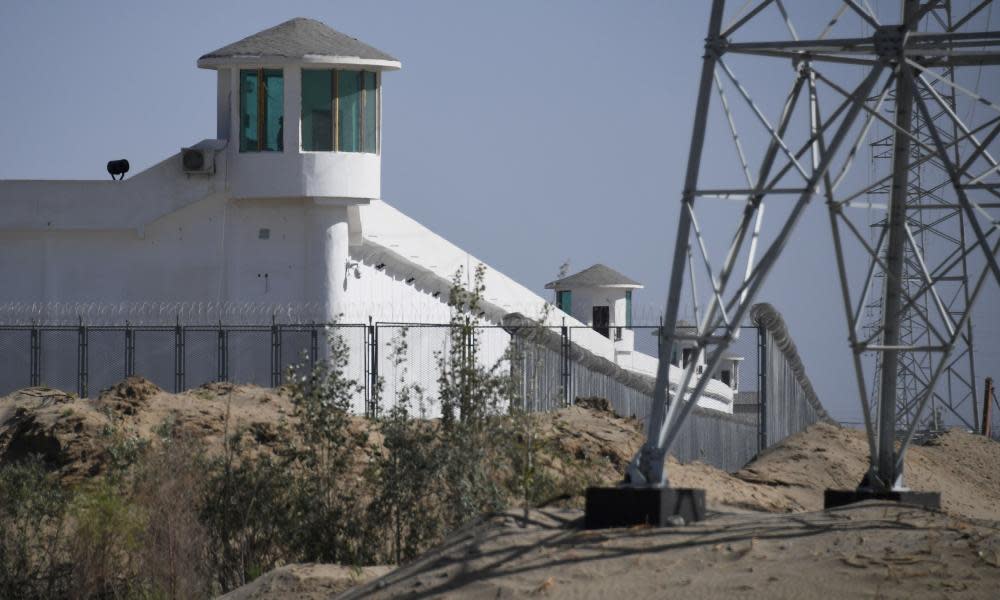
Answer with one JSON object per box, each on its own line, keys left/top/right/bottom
{"left": 286, "top": 326, "right": 370, "bottom": 564}
{"left": 366, "top": 328, "right": 444, "bottom": 564}
{"left": 434, "top": 265, "right": 510, "bottom": 528}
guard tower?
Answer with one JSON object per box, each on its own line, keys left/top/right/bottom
{"left": 197, "top": 18, "right": 400, "bottom": 322}
{"left": 665, "top": 320, "right": 740, "bottom": 393}
{"left": 546, "top": 264, "right": 642, "bottom": 353}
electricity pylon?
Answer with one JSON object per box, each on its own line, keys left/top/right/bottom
{"left": 628, "top": 0, "right": 1000, "bottom": 495}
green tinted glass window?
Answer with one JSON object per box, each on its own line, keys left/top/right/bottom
{"left": 338, "top": 71, "right": 361, "bottom": 152}
{"left": 240, "top": 69, "right": 284, "bottom": 152}
{"left": 263, "top": 70, "right": 284, "bottom": 151}
{"left": 363, "top": 71, "right": 377, "bottom": 153}
{"left": 557, "top": 291, "right": 572, "bottom": 314}
{"left": 301, "top": 70, "right": 333, "bottom": 151}
{"left": 239, "top": 70, "right": 259, "bottom": 152}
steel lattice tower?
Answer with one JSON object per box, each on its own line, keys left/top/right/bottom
{"left": 865, "top": 1, "right": 981, "bottom": 433}
{"left": 625, "top": 0, "right": 1000, "bottom": 493}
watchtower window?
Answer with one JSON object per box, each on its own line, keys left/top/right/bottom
{"left": 240, "top": 69, "right": 284, "bottom": 152}
{"left": 556, "top": 290, "right": 572, "bottom": 314}
{"left": 301, "top": 69, "right": 378, "bottom": 153}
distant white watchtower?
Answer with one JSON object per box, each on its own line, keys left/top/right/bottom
{"left": 546, "top": 264, "right": 642, "bottom": 353}
{"left": 668, "top": 320, "right": 742, "bottom": 393}
{"left": 198, "top": 18, "right": 401, "bottom": 322}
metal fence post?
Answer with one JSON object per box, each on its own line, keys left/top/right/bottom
{"left": 560, "top": 320, "right": 570, "bottom": 407}
{"left": 77, "top": 317, "right": 88, "bottom": 398}
{"left": 757, "top": 323, "right": 768, "bottom": 451}
{"left": 30, "top": 321, "right": 40, "bottom": 387}
{"left": 217, "top": 322, "right": 228, "bottom": 382}
{"left": 309, "top": 324, "right": 318, "bottom": 373}
{"left": 270, "top": 316, "right": 281, "bottom": 387}
{"left": 124, "top": 322, "right": 135, "bottom": 377}
{"left": 363, "top": 318, "right": 371, "bottom": 416}
{"left": 984, "top": 377, "right": 995, "bottom": 438}
{"left": 174, "top": 319, "right": 185, "bottom": 393}
{"left": 368, "top": 320, "right": 379, "bottom": 417}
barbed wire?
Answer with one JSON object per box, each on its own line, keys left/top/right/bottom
{"left": 0, "top": 301, "right": 678, "bottom": 327}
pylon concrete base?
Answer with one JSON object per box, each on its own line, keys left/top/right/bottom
{"left": 584, "top": 486, "right": 705, "bottom": 529}
{"left": 824, "top": 489, "right": 941, "bottom": 510}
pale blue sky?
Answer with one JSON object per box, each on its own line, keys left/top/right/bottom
{"left": 1, "top": 1, "right": 996, "bottom": 424}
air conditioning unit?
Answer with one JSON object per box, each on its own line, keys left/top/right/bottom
{"left": 181, "top": 147, "right": 214, "bottom": 175}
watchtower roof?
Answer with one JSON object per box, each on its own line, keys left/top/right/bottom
{"left": 198, "top": 17, "right": 400, "bottom": 70}
{"left": 545, "top": 264, "right": 643, "bottom": 290}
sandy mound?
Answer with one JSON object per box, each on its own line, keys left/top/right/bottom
{"left": 217, "top": 564, "right": 392, "bottom": 600}
{"left": 738, "top": 422, "right": 1000, "bottom": 519}
{"left": 6, "top": 381, "right": 998, "bottom": 599}
{"left": 538, "top": 404, "right": 805, "bottom": 513}
{"left": 349, "top": 503, "right": 1000, "bottom": 599}
{"left": 0, "top": 378, "right": 297, "bottom": 482}
{"left": 2, "top": 381, "right": 998, "bottom": 519}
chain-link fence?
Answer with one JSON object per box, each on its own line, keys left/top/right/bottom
{"left": 0, "top": 308, "right": 831, "bottom": 472}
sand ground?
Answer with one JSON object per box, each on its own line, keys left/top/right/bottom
{"left": 349, "top": 503, "right": 1000, "bottom": 599}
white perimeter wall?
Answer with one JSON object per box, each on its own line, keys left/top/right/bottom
{"left": 0, "top": 195, "right": 325, "bottom": 309}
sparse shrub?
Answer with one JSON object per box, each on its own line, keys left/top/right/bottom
{"left": 99, "top": 413, "right": 149, "bottom": 485}
{"left": 505, "top": 408, "right": 560, "bottom": 520}
{"left": 286, "top": 326, "right": 371, "bottom": 565}
{"left": 67, "top": 479, "right": 144, "bottom": 599}
{"left": 505, "top": 263, "right": 568, "bottom": 520}
{"left": 367, "top": 329, "right": 444, "bottom": 563}
{"left": 434, "top": 265, "right": 510, "bottom": 528}
{"left": 0, "top": 457, "right": 72, "bottom": 600}
{"left": 132, "top": 425, "right": 212, "bottom": 599}
{"left": 201, "top": 426, "right": 297, "bottom": 593}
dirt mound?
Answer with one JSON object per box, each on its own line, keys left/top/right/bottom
{"left": 96, "top": 376, "right": 162, "bottom": 414}
{"left": 217, "top": 564, "right": 392, "bottom": 600}
{"left": 574, "top": 396, "right": 612, "bottom": 413}
{"left": 0, "top": 387, "right": 107, "bottom": 478}
{"left": 738, "top": 422, "right": 1000, "bottom": 519}
{"left": 2, "top": 382, "right": 998, "bottom": 519}
{"left": 350, "top": 503, "right": 1000, "bottom": 599}
{"left": 0, "top": 381, "right": 299, "bottom": 482}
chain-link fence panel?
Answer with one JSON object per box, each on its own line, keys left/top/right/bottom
{"left": 376, "top": 324, "right": 513, "bottom": 418}
{"left": 509, "top": 327, "right": 566, "bottom": 412}
{"left": 184, "top": 328, "right": 220, "bottom": 390}
{"left": 228, "top": 328, "right": 271, "bottom": 387}
{"left": 0, "top": 328, "right": 31, "bottom": 395}
{"left": 670, "top": 410, "right": 760, "bottom": 472}
{"left": 331, "top": 325, "right": 367, "bottom": 414}
{"left": 376, "top": 324, "right": 451, "bottom": 417}
{"left": 279, "top": 326, "right": 314, "bottom": 384}
{"left": 133, "top": 328, "right": 176, "bottom": 392}
{"left": 87, "top": 328, "right": 127, "bottom": 397}
{"left": 38, "top": 328, "right": 78, "bottom": 395}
